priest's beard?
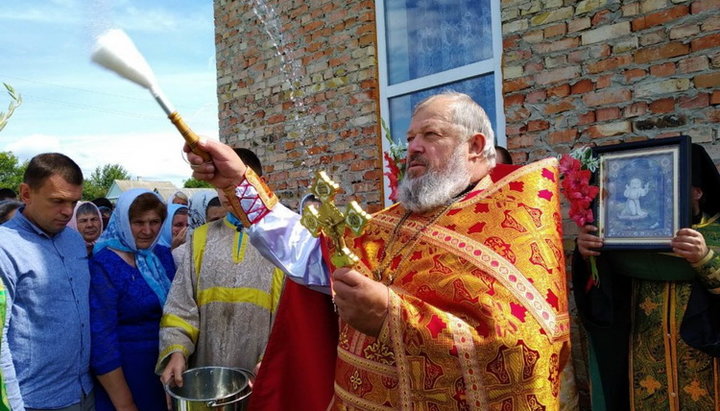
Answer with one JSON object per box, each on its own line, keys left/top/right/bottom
{"left": 398, "top": 144, "right": 471, "bottom": 213}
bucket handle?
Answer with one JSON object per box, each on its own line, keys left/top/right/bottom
{"left": 206, "top": 388, "right": 252, "bottom": 408}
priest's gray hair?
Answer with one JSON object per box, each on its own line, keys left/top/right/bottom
{"left": 413, "top": 91, "right": 497, "bottom": 169}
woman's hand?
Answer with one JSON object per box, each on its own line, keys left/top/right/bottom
{"left": 577, "top": 225, "right": 603, "bottom": 259}
{"left": 171, "top": 226, "right": 187, "bottom": 249}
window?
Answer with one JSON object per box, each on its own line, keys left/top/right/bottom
{"left": 375, "top": 0, "right": 505, "bottom": 204}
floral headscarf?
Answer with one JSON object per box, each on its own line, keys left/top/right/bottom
{"left": 188, "top": 190, "right": 218, "bottom": 230}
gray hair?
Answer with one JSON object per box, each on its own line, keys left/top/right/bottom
{"left": 413, "top": 91, "right": 496, "bottom": 168}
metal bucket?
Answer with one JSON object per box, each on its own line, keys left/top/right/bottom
{"left": 166, "top": 367, "right": 253, "bottom": 411}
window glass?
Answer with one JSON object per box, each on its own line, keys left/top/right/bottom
{"left": 384, "top": 0, "right": 493, "bottom": 84}
{"left": 388, "top": 73, "right": 496, "bottom": 144}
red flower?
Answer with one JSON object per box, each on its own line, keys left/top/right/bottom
{"left": 384, "top": 151, "right": 405, "bottom": 203}
{"left": 559, "top": 152, "right": 599, "bottom": 227}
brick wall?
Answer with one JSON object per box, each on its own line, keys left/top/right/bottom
{"left": 501, "top": 0, "right": 720, "bottom": 164}
{"left": 501, "top": 1, "right": 718, "bottom": 404}
{"left": 214, "top": 0, "right": 383, "bottom": 211}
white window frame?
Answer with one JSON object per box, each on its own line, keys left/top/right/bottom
{"left": 375, "top": 0, "right": 506, "bottom": 206}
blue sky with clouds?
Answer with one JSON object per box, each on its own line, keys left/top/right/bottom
{"left": 1, "top": 0, "right": 219, "bottom": 186}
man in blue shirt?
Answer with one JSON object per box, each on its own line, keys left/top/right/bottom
{"left": 0, "top": 153, "right": 94, "bottom": 410}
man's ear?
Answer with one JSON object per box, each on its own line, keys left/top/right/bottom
{"left": 18, "top": 183, "right": 31, "bottom": 205}
{"left": 468, "top": 133, "right": 487, "bottom": 160}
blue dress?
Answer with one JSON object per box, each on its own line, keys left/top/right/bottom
{"left": 89, "top": 246, "right": 175, "bottom": 411}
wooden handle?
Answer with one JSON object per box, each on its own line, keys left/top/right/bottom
{"left": 168, "top": 111, "right": 211, "bottom": 162}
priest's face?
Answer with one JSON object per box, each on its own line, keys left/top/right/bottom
{"left": 398, "top": 98, "right": 471, "bottom": 213}
{"left": 403, "top": 98, "right": 464, "bottom": 179}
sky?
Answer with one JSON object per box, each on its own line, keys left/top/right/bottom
{"left": 0, "top": 0, "right": 219, "bottom": 186}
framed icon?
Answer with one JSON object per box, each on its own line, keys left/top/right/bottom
{"left": 593, "top": 136, "right": 690, "bottom": 250}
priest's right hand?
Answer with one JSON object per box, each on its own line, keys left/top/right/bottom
{"left": 184, "top": 139, "right": 247, "bottom": 191}
{"left": 577, "top": 225, "right": 603, "bottom": 258}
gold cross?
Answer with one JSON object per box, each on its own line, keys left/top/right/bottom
{"left": 300, "top": 171, "right": 371, "bottom": 267}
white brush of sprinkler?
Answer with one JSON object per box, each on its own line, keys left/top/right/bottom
{"left": 91, "top": 29, "right": 210, "bottom": 161}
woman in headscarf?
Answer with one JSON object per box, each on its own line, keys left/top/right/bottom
{"left": 166, "top": 190, "right": 189, "bottom": 206}
{"left": 158, "top": 203, "right": 189, "bottom": 250}
{"left": 187, "top": 190, "right": 219, "bottom": 231}
{"left": 89, "top": 189, "right": 175, "bottom": 411}
{"left": 67, "top": 201, "right": 104, "bottom": 256}
{"left": 171, "top": 190, "right": 219, "bottom": 266}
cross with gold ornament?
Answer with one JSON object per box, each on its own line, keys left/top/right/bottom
{"left": 300, "top": 171, "right": 372, "bottom": 268}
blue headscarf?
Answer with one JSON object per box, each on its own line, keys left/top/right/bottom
{"left": 93, "top": 188, "right": 172, "bottom": 304}
{"left": 158, "top": 203, "right": 188, "bottom": 247}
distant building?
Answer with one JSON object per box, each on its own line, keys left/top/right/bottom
{"left": 105, "top": 180, "right": 212, "bottom": 203}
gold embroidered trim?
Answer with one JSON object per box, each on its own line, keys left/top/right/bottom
{"left": 337, "top": 347, "right": 397, "bottom": 376}
{"left": 334, "top": 382, "right": 396, "bottom": 411}
{"left": 447, "top": 311, "right": 488, "bottom": 409}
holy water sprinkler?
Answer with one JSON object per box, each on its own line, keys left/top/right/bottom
{"left": 91, "top": 29, "right": 210, "bottom": 161}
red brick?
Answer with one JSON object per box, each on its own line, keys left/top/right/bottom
{"left": 712, "top": 91, "right": 720, "bottom": 105}
{"left": 524, "top": 61, "right": 544, "bottom": 74}
{"left": 504, "top": 35, "right": 520, "bottom": 49}
{"left": 504, "top": 78, "right": 531, "bottom": 93}
{"left": 624, "top": 69, "right": 647, "bottom": 83}
{"left": 534, "top": 38, "right": 580, "bottom": 54}
{"left": 596, "top": 107, "right": 621, "bottom": 121}
{"left": 302, "top": 20, "right": 324, "bottom": 32}
{"left": 635, "top": 42, "right": 690, "bottom": 64}
{"left": 678, "top": 56, "right": 710, "bottom": 73}
{"left": 528, "top": 120, "right": 550, "bottom": 131}
{"left": 692, "top": 0, "right": 720, "bottom": 14}
{"left": 624, "top": 102, "right": 648, "bottom": 117}
{"left": 650, "top": 98, "right": 675, "bottom": 113}
{"left": 527, "top": 90, "right": 547, "bottom": 103}
{"left": 596, "top": 75, "right": 613, "bottom": 89}
{"left": 587, "top": 55, "right": 633, "bottom": 74}
{"left": 511, "top": 134, "right": 535, "bottom": 148}
{"left": 583, "top": 88, "right": 632, "bottom": 107}
{"left": 695, "top": 72, "right": 720, "bottom": 88}
{"left": 592, "top": 10, "right": 613, "bottom": 26}
{"left": 650, "top": 62, "right": 676, "bottom": 77}
{"left": 709, "top": 109, "right": 720, "bottom": 123}
{"left": 548, "top": 84, "right": 571, "bottom": 98}
{"left": 638, "top": 5, "right": 690, "bottom": 31}
{"left": 549, "top": 129, "right": 577, "bottom": 144}
{"left": 504, "top": 94, "right": 526, "bottom": 107}
{"left": 506, "top": 124, "right": 527, "bottom": 135}
{"left": 545, "top": 100, "right": 575, "bottom": 114}
{"left": 545, "top": 23, "right": 567, "bottom": 38}
{"left": 578, "top": 111, "right": 596, "bottom": 125}
{"left": 679, "top": 94, "right": 710, "bottom": 109}
{"left": 535, "top": 66, "right": 580, "bottom": 85}
{"left": 267, "top": 114, "right": 286, "bottom": 124}
{"left": 692, "top": 33, "right": 720, "bottom": 52}
{"left": 571, "top": 79, "right": 594, "bottom": 94}
{"left": 506, "top": 107, "right": 531, "bottom": 122}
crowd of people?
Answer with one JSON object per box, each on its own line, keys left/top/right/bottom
{"left": 0, "top": 91, "right": 718, "bottom": 410}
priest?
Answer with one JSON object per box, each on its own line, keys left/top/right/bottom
{"left": 186, "top": 91, "right": 570, "bottom": 410}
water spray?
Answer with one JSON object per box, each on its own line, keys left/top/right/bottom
{"left": 91, "top": 29, "right": 210, "bottom": 161}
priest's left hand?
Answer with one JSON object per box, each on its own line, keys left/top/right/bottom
{"left": 671, "top": 228, "right": 709, "bottom": 264}
{"left": 333, "top": 268, "right": 389, "bottom": 338}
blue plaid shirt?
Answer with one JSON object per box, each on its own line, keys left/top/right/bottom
{"left": 0, "top": 209, "right": 93, "bottom": 409}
